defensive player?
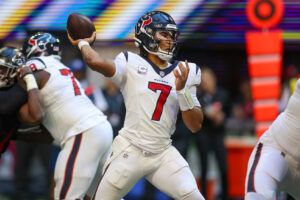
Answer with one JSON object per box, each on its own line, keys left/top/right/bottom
{"left": 245, "top": 79, "right": 300, "bottom": 199}
{"left": 0, "top": 46, "right": 52, "bottom": 157}
{"left": 68, "top": 11, "right": 205, "bottom": 200}
{"left": 21, "top": 32, "right": 113, "bottom": 200}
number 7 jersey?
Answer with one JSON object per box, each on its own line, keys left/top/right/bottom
{"left": 111, "top": 52, "right": 201, "bottom": 154}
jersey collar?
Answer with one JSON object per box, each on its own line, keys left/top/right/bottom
{"left": 142, "top": 55, "right": 179, "bottom": 78}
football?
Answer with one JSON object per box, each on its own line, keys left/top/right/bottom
{"left": 67, "top": 13, "right": 96, "bottom": 42}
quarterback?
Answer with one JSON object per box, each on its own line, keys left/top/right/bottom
{"left": 69, "top": 10, "right": 205, "bottom": 200}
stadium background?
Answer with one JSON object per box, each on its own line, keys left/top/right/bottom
{"left": 0, "top": 0, "right": 299, "bottom": 200}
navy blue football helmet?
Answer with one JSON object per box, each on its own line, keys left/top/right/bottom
{"left": 22, "top": 32, "right": 61, "bottom": 60}
{"left": 135, "top": 11, "right": 179, "bottom": 61}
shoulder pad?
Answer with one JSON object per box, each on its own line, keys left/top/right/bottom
{"left": 185, "top": 62, "right": 201, "bottom": 86}
{"left": 26, "top": 57, "right": 47, "bottom": 71}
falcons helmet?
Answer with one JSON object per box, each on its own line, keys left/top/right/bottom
{"left": 0, "top": 47, "right": 25, "bottom": 88}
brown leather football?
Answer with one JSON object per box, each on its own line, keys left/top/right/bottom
{"left": 67, "top": 13, "right": 96, "bottom": 42}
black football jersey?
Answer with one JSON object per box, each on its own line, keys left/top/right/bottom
{"left": 0, "top": 84, "right": 27, "bottom": 155}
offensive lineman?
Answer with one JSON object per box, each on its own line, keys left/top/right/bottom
{"left": 68, "top": 11, "right": 205, "bottom": 200}
{"left": 245, "top": 79, "right": 300, "bottom": 200}
{"left": 21, "top": 32, "right": 113, "bottom": 200}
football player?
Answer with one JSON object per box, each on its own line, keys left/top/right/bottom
{"left": 0, "top": 46, "right": 52, "bottom": 157}
{"left": 68, "top": 11, "right": 205, "bottom": 200}
{"left": 245, "top": 79, "right": 300, "bottom": 199}
{"left": 21, "top": 32, "right": 113, "bottom": 200}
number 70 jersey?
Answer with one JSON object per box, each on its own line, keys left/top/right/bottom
{"left": 111, "top": 52, "right": 201, "bottom": 153}
{"left": 26, "top": 56, "right": 107, "bottom": 145}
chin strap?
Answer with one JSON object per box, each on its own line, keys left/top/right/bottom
{"left": 157, "top": 52, "right": 172, "bottom": 61}
{"left": 142, "top": 45, "right": 173, "bottom": 61}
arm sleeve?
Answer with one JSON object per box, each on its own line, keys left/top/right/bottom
{"left": 111, "top": 52, "right": 128, "bottom": 88}
{"left": 0, "top": 85, "right": 27, "bottom": 114}
{"left": 190, "top": 85, "right": 201, "bottom": 107}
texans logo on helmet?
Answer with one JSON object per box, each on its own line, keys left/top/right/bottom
{"left": 28, "top": 38, "right": 36, "bottom": 46}
{"left": 141, "top": 17, "right": 152, "bottom": 28}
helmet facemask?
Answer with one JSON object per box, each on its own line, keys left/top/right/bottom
{"left": 0, "top": 64, "right": 18, "bottom": 88}
{"left": 0, "top": 48, "right": 24, "bottom": 88}
{"left": 153, "top": 29, "right": 179, "bottom": 61}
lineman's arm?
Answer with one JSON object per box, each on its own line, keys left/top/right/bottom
{"left": 18, "top": 66, "right": 44, "bottom": 124}
{"left": 67, "top": 31, "right": 116, "bottom": 77}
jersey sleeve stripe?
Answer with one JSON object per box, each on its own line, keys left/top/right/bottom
{"left": 59, "top": 134, "right": 82, "bottom": 199}
{"left": 247, "top": 143, "right": 263, "bottom": 193}
{"left": 122, "top": 51, "right": 128, "bottom": 62}
{"left": 196, "top": 65, "right": 200, "bottom": 74}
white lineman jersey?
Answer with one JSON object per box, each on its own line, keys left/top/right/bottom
{"left": 245, "top": 136, "right": 300, "bottom": 200}
{"left": 111, "top": 52, "right": 201, "bottom": 154}
{"left": 26, "top": 56, "right": 107, "bottom": 145}
{"left": 245, "top": 79, "right": 300, "bottom": 200}
{"left": 267, "top": 78, "right": 300, "bottom": 161}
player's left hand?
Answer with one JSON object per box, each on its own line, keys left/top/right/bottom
{"left": 173, "top": 60, "right": 190, "bottom": 91}
{"left": 67, "top": 31, "right": 96, "bottom": 46}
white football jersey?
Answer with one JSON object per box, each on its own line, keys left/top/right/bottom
{"left": 111, "top": 52, "right": 201, "bottom": 154}
{"left": 266, "top": 78, "right": 300, "bottom": 160}
{"left": 26, "top": 56, "right": 107, "bottom": 145}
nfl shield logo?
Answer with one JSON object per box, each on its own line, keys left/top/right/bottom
{"left": 159, "top": 71, "right": 165, "bottom": 77}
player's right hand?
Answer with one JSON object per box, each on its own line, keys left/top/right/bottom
{"left": 17, "top": 66, "right": 33, "bottom": 80}
{"left": 67, "top": 31, "right": 96, "bottom": 46}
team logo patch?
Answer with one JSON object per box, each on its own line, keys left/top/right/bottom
{"left": 142, "top": 17, "right": 152, "bottom": 28}
{"left": 138, "top": 65, "right": 148, "bottom": 74}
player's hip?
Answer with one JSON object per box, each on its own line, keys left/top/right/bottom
{"left": 104, "top": 135, "right": 187, "bottom": 174}
{"left": 262, "top": 130, "right": 300, "bottom": 165}
{"left": 119, "top": 129, "right": 172, "bottom": 154}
